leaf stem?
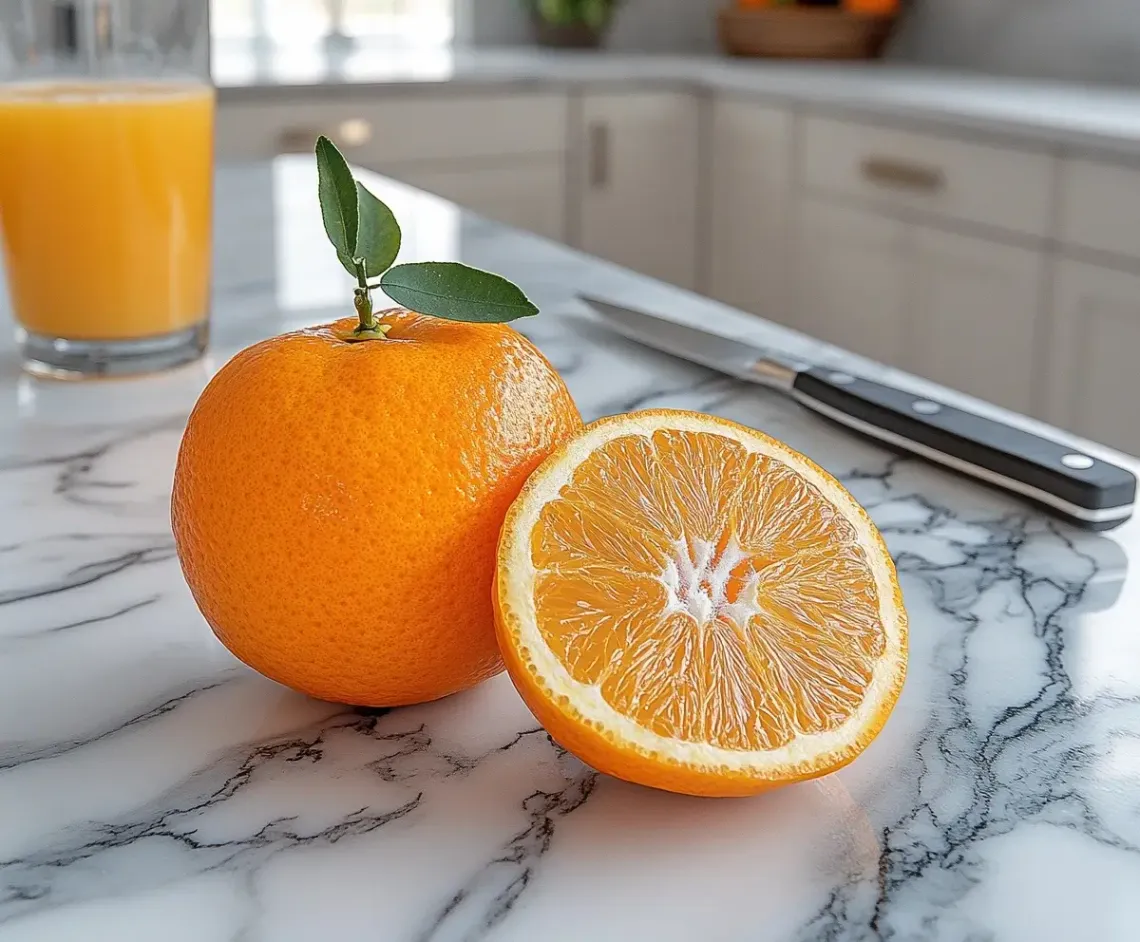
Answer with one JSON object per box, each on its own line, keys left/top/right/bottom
{"left": 343, "top": 259, "right": 390, "bottom": 342}
{"left": 353, "top": 259, "right": 374, "bottom": 330}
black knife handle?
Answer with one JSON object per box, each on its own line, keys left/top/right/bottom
{"left": 791, "top": 368, "right": 1137, "bottom": 531}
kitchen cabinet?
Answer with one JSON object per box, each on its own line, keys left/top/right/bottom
{"left": 216, "top": 93, "right": 568, "bottom": 165}
{"left": 795, "top": 201, "right": 1044, "bottom": 413}
{"left": 801, "top": 115, "right": 1054, "bottom": 239}
{"left": 707, "top": 99, "right": 794, "bottom": 322}
{"left": 395, "top": 160, "right": 566, "bottom": 242}
{"left": 216, "top": 92, "right": 569, "bottom": 239}
{"left": 908, "top": 229, "right": 1044, "bottom": 415}
{"left": 794, "top": 200, "right": 910, "bottom": 366}
{"left": 1047, "top": 259, "right": 1140, "bottom": 456}
{"left": 1059, "top": 157, "right": 1140, "bottom": 263}
{"left": 575, "top": 92, "right": 701, "bottom": 289}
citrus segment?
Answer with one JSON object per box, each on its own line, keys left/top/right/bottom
{"left": 496, "top": 410, "right": 907, "bottom": 796}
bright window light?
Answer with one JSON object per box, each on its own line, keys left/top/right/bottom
{"left": 210, "top": 0, "right": 454, "bottom": 45}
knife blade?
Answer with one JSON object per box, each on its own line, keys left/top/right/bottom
{"left": 579, "top": 295, "right": 1137, "bottom": 531}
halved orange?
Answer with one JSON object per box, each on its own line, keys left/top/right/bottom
{"left": 494, "top": 410, "right": 907, "bottom": 797}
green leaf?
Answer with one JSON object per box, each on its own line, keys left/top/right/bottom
{"left": 315, "top": 135, "right": 358, "bottom": 276}
{"left": 537, "top": 0, "right": 568, "bottom": 24}
{"left": 533, "top": 0, "right": 616, "bottom": 25}
{"left": 380, "top": 262, "right": 539, "bottom": 323}
{"left": 582, "top": 0, "right": 609, "bottom": 29}
{"left": 354, "top": 181, "right": 401, "bottom": 279}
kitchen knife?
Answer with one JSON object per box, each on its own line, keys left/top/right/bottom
{"left": 579, "top": 295, "right": 1137, "bottom": 531}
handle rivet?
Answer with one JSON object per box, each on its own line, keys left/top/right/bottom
{"left": 1061, "top": 453, "right": 1095, "bottom": 470}
{"left": 828, "top": 372, "right": 855, "bottom": 385}
{"left": 912, "top": 399, "right": 942, "bottom": 415}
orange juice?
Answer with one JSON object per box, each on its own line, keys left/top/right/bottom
{"left": 0, "top": 81, "right": 213, "bottom": 341}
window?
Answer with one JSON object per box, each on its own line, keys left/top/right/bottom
{"left": 211, "top": 0, "right": 454, "bottom": 46}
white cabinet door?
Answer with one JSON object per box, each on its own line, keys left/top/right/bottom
{"left": 908, "top": 228, "right": 1044, "bottom": 415}
{"left": 1048, "top": 259, "right": 1140, "bottom": 456}
{"left": 1059, "top": 157, "right": 1140, "bottom": 262}
{"left": 576, "top": 92, "right": 700, "bottom": 289}
{"left": 795, "top": 201, "right": 1046, "bottom": 410}
{"left": 393, "top": 159, "right": 566, "bottom": 242}
{"left": 708, "top": 99, "right": 794, "bottom": 322}
{"left": 794, "top": 200, "right": 910, "bottom": 366}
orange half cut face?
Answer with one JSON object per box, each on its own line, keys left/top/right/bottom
{"left": 495, "top": 410, "right": 907, "bottom": 797}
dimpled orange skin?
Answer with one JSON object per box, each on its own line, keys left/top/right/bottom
{"left": 172, "top": 308, "right": 582, "bottom": 706}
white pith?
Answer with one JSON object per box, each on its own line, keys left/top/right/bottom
{"left": 501, "top": 412, "right": 906, "bottom": 774}
{"left": 662, "top": 534, "right": 762, "bottom": 629}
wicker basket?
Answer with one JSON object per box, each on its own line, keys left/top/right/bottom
{"left": 718, "top": 7, "right": 897, "bottom": 60}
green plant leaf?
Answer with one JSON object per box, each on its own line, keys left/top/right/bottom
{"left": 380, "top": 262, "right": 539, "bottom": 323}
{"left": 537, "top": 0, "right": 566, "bottom": 24}
{"left": 354, "top": 181, "right": 401, "bottom": 279}
{"left": 532, "top": 0, "right": 617, "bottom": 25}
{"left": 582, "top": 0, "right": 609, "bottom": 29}
{"left": 315, "top": 135, "right": 358, "bottom": 276}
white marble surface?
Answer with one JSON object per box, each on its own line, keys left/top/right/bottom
{"left": 3, "top": 161, "right": 1140, "bottom": 941}
{"left": 213, "top": 44, "right": 1140, "bottom": 159}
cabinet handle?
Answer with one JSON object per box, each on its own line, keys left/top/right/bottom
{"left": 277, "top": 119, "right": 373, "bottom": 155}
{"left": 860, "top": 156, "right": 946, "bottom": 192}
{"left": 588, "top": 122, "right": 610, "bottom": 189}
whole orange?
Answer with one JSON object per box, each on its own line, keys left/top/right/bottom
{"left": 172, "top": 308, "right": 581, "bottom": 706}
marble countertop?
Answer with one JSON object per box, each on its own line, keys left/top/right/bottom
{"left": 3, "top": 160, "right": 1140, "bottom": 941}
{"left": 213, "top": 43, "right": 1140, "bottom": 158}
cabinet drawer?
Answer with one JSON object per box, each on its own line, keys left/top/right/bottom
{"left": 801, "top": 116, "right": 1054, "bottom": 238}
{"left": 1059, "top": 157, "right": 1140, "bottom": 261}
{"left": 216, "top": 93, "right": 568, "bottom": 164}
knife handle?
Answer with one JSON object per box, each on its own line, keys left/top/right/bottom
{"left": 790, "top": 368, "right": 1136, "bottom": 530}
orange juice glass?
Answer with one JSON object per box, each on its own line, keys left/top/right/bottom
{"left": 0, "top": 1, "right": 213, "bottom": 378}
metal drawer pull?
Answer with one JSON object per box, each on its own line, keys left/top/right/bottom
{"left": 277, "top": 119, "right": 373, "bottom": 155}
{"left": 588, "top": 121, "right": 610, "bottom": 189}
{"left": 861, "top": 156, "right": 945, "bottom": 192}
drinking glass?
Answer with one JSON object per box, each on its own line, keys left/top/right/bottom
{"left": 0, "top": 0, "right": 213, "bottom": 378}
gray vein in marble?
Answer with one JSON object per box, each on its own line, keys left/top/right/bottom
{"left": 794, "top": 470, "right": 1140, "bottom": 940}
{"left": 0, "top": 536, "right": 175, "bottom": 607}
{"left": 0, "top": 678, "right": 235, "bottom": 772}
{"left": 30, "top": 594, "right": 162, "bottom": 638}
{"left": 418, "top": 745, "right": 596, "bottom": 942}
{"left": 0, "top": 712, "right": 597, "bottom": 935}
